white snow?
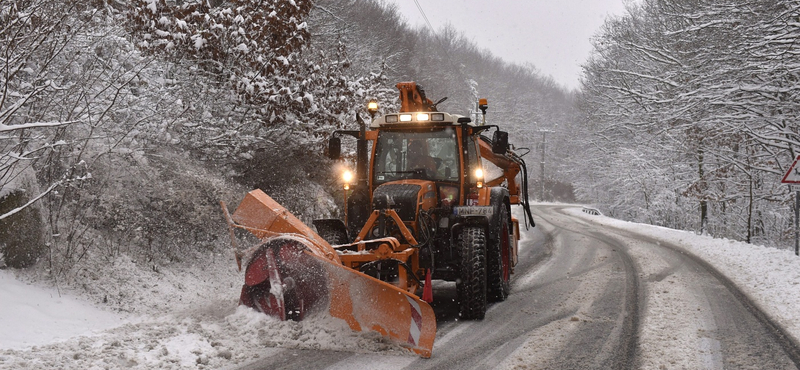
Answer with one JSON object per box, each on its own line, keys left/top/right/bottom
{"left": 235, "top": 43, "right": 249, "bottom": 53}
{"left": 2, "top": 205, "right": 800, "bottom": 369}
{"left": 0, "top": 250, "right": 411, "bottom": 369}
{"left": 0, "top": 121, "right": 73, "bottom": 133}
{"left": 191, "top": 34, "right": 206, "bottom": 50}
{"left": 145, "top": 0, "right": 157, "bottom": 14}
{"left": 0, "top": 270, "right": 124, "bottom": 349}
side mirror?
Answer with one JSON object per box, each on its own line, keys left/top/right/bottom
{"left": 328, "top": 136, "right": 341, "bottom": 160}
{"left": 492, "top": 130, "right": 508, "bottom": 154}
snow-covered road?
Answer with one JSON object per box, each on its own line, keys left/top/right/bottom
{"left": 528, "top": 205, "right": 799, "bottom": 369}
{"left": 3, "top": 204, "right": 800, "bottom": 369}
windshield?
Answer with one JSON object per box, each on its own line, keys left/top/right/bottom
{"left": 373, "top": 129, "right": 459, "bottom": 184}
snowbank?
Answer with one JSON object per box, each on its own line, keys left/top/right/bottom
{"left": 0, "top": 270, "right": 125, "bottom": 350}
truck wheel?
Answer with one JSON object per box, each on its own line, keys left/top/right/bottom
{"left": 487, "top": 205, "right": 511, "bottom": 302}
{"left": 312, "top": 219, "right": 350, "bottom": 245}
{"left": 457, "top": 226, "right": 487, "bottom": 320}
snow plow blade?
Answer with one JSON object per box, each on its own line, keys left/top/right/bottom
{"left": 309, "top": 250, "right": 436, "bottom": 357}
{"left": 224, "top": 189, "right": 436, "bottom": 358}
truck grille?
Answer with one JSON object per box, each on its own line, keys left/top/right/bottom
{"left": 372, "top": 184, "right": 420, "bottom": 221}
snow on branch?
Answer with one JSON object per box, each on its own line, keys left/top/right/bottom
{"left": 0, "top": 121, "right": 77, "bottom": 133}
{"left": 579, "top": 0, "right": 800, "bottom": 245}
{"left": 0, "top": 180, "right": 61, "bottom": 221}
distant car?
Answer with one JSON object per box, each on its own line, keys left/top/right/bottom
{"left": 582, "top": 207, "right": 602, "bottom": 216}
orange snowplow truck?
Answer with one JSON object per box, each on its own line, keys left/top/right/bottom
{"left": 221, "top": 82, "right": 534, "bottom": 358}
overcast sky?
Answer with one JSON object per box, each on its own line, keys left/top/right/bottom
{"left": 383, "top": 0, "right": 630, "bottom": 91}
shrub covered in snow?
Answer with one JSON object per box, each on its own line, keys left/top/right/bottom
{"left": 0, "top": 190, "right": 44, "bottom": 268}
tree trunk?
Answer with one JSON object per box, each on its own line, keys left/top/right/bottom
{"left": 698, "top": 148, "right": 707, "bottom": 234}
{"left": 747, "top": 170, "right": 753, "bottom": 243}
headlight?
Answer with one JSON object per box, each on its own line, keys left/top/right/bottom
{"left": 399, "top": 114, "right": 412, "bottom": 122}
{"left": 474, "top": 168, "right": 484, "bottom": 179}
{"left": 342, "top": 170, "right": 353, "bottom": 183}
{"left": 416, "top": 113, "right": 429, "bottom": 121}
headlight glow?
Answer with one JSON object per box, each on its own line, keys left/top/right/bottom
{"left": 416, "top": 113, "right": 429, "bottom": 121}
{"left": 342, "top": 170, "right": 353, "bottom": 183}
{"left": 367, "top": 100, "right": 378, "bottom": 112}
{"left": 399, "top": 114, "right": 413, "bottom": 122}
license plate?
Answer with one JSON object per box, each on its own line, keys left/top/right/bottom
{"left": 454, "top": 206, "right": 493, "bottom": 217}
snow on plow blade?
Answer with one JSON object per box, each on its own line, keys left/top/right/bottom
{"left": 226, "top": 189, "right": 436, "bottom": 358}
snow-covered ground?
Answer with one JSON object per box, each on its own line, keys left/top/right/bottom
{"left": 0, "top": 270, "right": 123, "bottom": 349}
{"left": 0, "top": 251, "right": 413, "bottom": 370}
{"left": 2, "top": 206, "right": 800, "bottom": 369}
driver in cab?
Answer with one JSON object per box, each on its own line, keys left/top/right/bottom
{"left": 407, "top": 140, "right": 437, "bottom": 176}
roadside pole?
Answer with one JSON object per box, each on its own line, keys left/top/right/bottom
{"left": 780, "top": 155, "right": 800, "bottom": 255}
{"left": 790, "top": 185, "right": 800, "bottom": 255}
{"left": 540, "top": 131, "right": 546, "bottom": 202}
{"left": 793, "top": 184, "right": 800, "bottom": 255}
{"left": 536, "top": 129, "right": 554, "bottom": 202}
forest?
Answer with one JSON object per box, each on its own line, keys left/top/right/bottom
{"left": 0, "top": 0, "right": 574, "bottom": 284}
{"left": 1, "top": 0, "right": 798, "bottom": 294}
{"left": 579, "top": 0, "right": 800, "bottom": 248}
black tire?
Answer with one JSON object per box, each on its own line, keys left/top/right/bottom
{"left": 457, "top": 226, "right": 487, "bottom": 320}
{"left": 313, "top": 219, "right": 350, "bottom": 245}
{"left": 487, "top": 204, "right": 511, "bottom": 302}
{"left": 318, "top": 228, "right": 349, "bottom": 245}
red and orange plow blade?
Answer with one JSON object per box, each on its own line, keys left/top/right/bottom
{"left": 306, "top": 250, "right": 436, "bottom": 357}
{"left": 228, "top": 190, "right": 437, "bottom": 357}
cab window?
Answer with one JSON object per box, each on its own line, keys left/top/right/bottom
{"left": 373, "top": 129, "right": 459, "bottom": 184}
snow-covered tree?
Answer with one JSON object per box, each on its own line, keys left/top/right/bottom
{"left": 580, "top": 0, "right": 800, "bottom": 247}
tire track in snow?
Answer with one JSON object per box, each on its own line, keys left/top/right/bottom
{"left": 533, "top": 206, "right": 641, "bottom": 370}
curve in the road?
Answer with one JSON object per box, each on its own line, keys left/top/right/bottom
{"left": 548, "top": 205, "right": 800, "bottom": 369}
{"left": 608, "top": 222, "right": 800, "bottom": 369}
